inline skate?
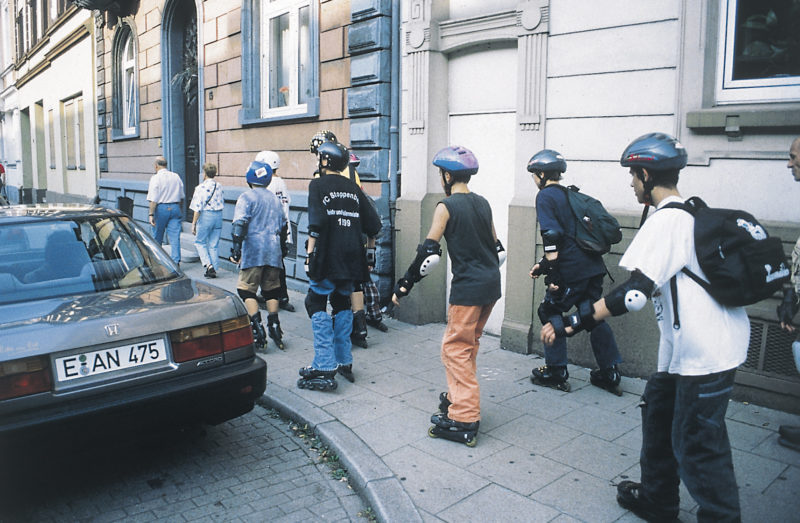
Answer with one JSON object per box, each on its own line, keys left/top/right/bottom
{"left": 530, "top": 365, "right": 571, "bottom": 392}
{"left": 297, "top": 367, "right": 338, "bottom": 391}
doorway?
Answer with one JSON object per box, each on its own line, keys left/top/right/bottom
{"left": 162, "top": 0, "right": 200, "bottom": 219}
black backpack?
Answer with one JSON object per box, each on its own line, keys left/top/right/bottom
{"left": 664, "top": 197, "right": 789, "bottom": 308}
{"left": 557, "top": 185, "right": 622, "bottom": 255}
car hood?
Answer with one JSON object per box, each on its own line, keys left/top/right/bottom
{"left": 0, "top": 277, "right": 246, "bottom": 359}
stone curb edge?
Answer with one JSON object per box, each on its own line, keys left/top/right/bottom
{"left": 259, "top": 383, "right": 423, "bottom": 523}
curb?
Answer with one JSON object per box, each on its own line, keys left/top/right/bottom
{"left": 260, "top": 383, "right": 423, "bottom": 523}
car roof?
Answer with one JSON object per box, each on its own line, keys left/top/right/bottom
{"left": 0, "top": 204, "right": 122, "bottom": 224}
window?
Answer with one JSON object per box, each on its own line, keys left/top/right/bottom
{"left": 48, "top": 108, "right": 55, "bottom": 168}
{"left": 63, "top": 95, "right": 84, "bottom": 170}
{"left": 112, "top": 24, "right": 139, "bottom": 139}
{"left": 241, "top": 0, "right": 319, "bottom": 124}
{"left": 715, "top": 0, "right": 800, "bottom": 104}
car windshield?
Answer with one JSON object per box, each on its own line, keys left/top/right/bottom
{"left": 0, "top": 214, "right": 179, "bottom": 305}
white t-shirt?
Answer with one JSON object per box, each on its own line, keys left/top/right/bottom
{"left": 267, "top": 175, "right": 292, "bottom": 244}
{"left": 619, "top": 195, "right": 749, "bottom": 376}
{"left": 147, "top": 169, "right": 184, "bottom": 204}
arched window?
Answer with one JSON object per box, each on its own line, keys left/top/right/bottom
{"left": 112, "top": 23, "right": 139, "bottom": 139}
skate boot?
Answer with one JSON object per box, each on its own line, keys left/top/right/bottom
{"left": 351, "top": 310, "right": 368, "bottom": 348}
{"left": 437, "top": 392, "right": 452, "bottom": 415}
{"left": 297, "top": 367, "right": 338, "bottom": 391}
{"left": 590, "top": 365, "right": 622, "bottom": 396}
{"left": 337, "top": 364, "right": 355, "bottom": 383}
{"left": 267, "top": 312, "right": 285, "bottom": 350}
{"left": 616, "top": 481, "right": 679, "bottom": 522}
{"left": 249, "top": 311, "right": 267, "bottom": 351}
{"left": 428, "top": 413, "right": 479, "bottom": 447}
{"left": 530, "top": 365, "right": 570, "bottom": 392}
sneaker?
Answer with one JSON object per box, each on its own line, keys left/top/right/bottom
{"left": 366, "top": 318, "right": 389, "bottom": 332}
{"left": 616, "top": 481, "right": 679, "bottom": 522}
{"left": 204, "top": 266, "right": 217, "bottom": 278}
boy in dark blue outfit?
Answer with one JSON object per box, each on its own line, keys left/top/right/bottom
{"left": 528, "top": 149, "right": 622, "bottom": 393}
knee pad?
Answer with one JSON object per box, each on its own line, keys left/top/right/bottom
{"left": 237, "top": 289, "right": 258, "bottom": 302}
{"left": 330, "top": 292, "right": 351, "bottom": 316}
{"left": 304, "top": 289, "right": 328, "bottom": 318}
{"left": 260, "top": 287, "right": 282, "bottom": 302}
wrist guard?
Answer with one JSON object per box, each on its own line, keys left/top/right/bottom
{"left": 230, "top": 219, "right": 247, "bottom": 263}
{"left": 496, "top": 239, "right": 506, "bottom": 267}
{"left": 394, "top": 277, "right": 413, "bottom": 298}
{"left": 548, "top": 300, "right": 598, "bottom": 338}
{"left": 777, "top": 287, "right": 800, "bottom": 325}
{"left": 366, "top": 247, "right": 376, "bottom": 267}
{"left": 531, "top": 256, "right": 554, "bottom": 277}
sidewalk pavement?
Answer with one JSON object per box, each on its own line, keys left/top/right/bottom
{"left": 180, "top": 252, "right": 800, "bottom": 523}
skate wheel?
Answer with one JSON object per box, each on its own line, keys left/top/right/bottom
{"left": 560, "top": 382, "right": 571, "bottom": 392}
{"left": 465, "top": 436, "right": 477, "bottom": 448}
{"left": 427, "top": 426, "right": 439, "bottom": 438}
{"left": 297, "top": 378, "right": 307, "bottom": 389}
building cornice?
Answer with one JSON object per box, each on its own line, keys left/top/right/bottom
{"left": 15, "top": 19, "right": 92, "bottom": 89}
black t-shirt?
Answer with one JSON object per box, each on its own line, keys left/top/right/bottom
{"left": 307, "top": 174, "right": 382, "bottom": 282}
{"left": 441, "top": 192, "right": 501, "bottom": 306}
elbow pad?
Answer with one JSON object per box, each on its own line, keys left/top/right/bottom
{"left": 407, "top": 239, "right": 442, "bottom": 282}
{"left": 394, "top": 239, "right": 442, "bottom": 298}
{"left": 605, "top": 270, "right": 654, "bottom": 316}
{"left": 496, "top": 239, "right": 507, "bottom": 266}
{"left": 541, "top": 229, "right": 562, "bottom": 253}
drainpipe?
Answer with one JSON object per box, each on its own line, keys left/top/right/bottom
{"left": 389, "top": 0, "right": 400, "bottom": 279}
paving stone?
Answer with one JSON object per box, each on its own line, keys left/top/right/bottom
{"left": 439, "top": 483, "right": 560, "bottom": 521}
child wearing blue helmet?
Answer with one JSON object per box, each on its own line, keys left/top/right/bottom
{"left": 229, "top": 160, "right": 288, "bottom": 350}
{"left": 392, "top": 145, "right": 505, "bottom": 447}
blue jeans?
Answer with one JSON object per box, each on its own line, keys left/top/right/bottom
{"left": 540, "top": 274, "right": 621, "bottom": 368}
{"left": 309, "top": 279, "right": 354, "bottom": 372}
{"left": 639, "top": 370, "right": 740, "bottom": 522}
{"left": 153, "top": 203, "right": 183, "bottom": 264}
{"left": 194, "top": 210, "right": 222, "bottom": 270}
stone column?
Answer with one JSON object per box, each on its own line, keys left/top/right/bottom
{"left": 501, "top": 0, "right": 551, "bottom": 354}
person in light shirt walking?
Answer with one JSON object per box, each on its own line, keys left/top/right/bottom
{"left": 147, "top": 156, "right": 185, "bottom": 265}
{"left": 189, "top": 162, "right": 224, "bottom": 278}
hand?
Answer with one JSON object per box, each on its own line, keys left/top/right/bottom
{"left": 547, "top": 283, "right": 560, "bottom": 293}
{"left": 191, "top": 223, "right": 197, "bottom": 235}
{"left": 149, "top": 215, "right": 155, "bottom": 227}
{"left": 391, "top": 292, "right": 404, "bottom": 306}
{"left": 229, "top": 245, "right": 241, "bottom": 264}
{"left": 540, "top": 321, "right": 573, "bottom": 345}
{"left": 530, "top": 264, "right": 540, "bottom": 279}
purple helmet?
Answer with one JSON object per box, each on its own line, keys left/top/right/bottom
{"left": 620, "top": 132, "right": 688, "bottom": 171}
{"left": 432, "top": 146, "right": 479, "bottom": 176}
{"left": 349, "top": 152, "right": 361, "bottom": 167}
{"left": 245, "top": 160, "right": 273, "bottom": 186}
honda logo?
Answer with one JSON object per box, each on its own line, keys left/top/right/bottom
{"left": 104, "top": 324, "right": 120, "bottom": 337}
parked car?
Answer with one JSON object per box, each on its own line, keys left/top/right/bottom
{"left": 0, "top": 204, "right": 266, "bottom": 439}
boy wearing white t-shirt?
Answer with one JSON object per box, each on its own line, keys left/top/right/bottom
{"left": 541, "top": 133, "right": 746, "bottom": 522}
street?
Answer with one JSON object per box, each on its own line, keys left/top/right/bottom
{"left": 0, "top": 402, "right": 372, "bottom": 522}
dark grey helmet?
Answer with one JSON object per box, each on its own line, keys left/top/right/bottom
{"left": 527, "top": 149, "right": 567, "bottom": 174}
{"left": 620, "top": 132, "right": 687, "bottom": 171}
{"left": 317, "top": 142, "right": 349, "bottom": 172}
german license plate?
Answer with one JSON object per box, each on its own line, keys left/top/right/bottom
{"left": 55, "top": 339, "right": 168, "bottom": 382}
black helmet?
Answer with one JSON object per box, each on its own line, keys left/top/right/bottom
{"left": 620, "top": 132, "right": 687, "bottom": 171}
{"left": 318, "top": 142, "right": 349, "bottom": 172}
{"left": 527, "top": 149, "right": 566, "bottom": 174}
{"left": 310, "top": 130, "right": 337, "bottom": 155}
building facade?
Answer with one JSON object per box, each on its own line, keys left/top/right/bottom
{"left": 395, "top": 0, "right": 800, "bottom": 408}
{"left": 93, "top": 0, "right": 401, "bottom": 297}
{"left": 2, "top": 0, "right": 99, "bottom": 204}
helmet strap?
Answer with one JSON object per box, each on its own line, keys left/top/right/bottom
{"left": 441, "top": 170, "right": 453, "bottom": 196}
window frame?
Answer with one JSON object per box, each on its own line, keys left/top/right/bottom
{"left": 240, "top": 0, "right": 320, "bottom": 126}
{"left": 714, "top": 0, "right": 800, "bottom": 105}
{"left": 111, "top": 23, "right": 140, "bottom": 140}
{"left": 62, "top": 94, "right": 85, "bottom": 171}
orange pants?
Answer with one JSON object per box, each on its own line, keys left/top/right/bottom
{"left": 441, "top": 302, "right": 495, "bottom": 423}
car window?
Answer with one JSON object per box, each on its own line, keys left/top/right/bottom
{"left": 0, "top": 214, "right": 179, "bottom": 304}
